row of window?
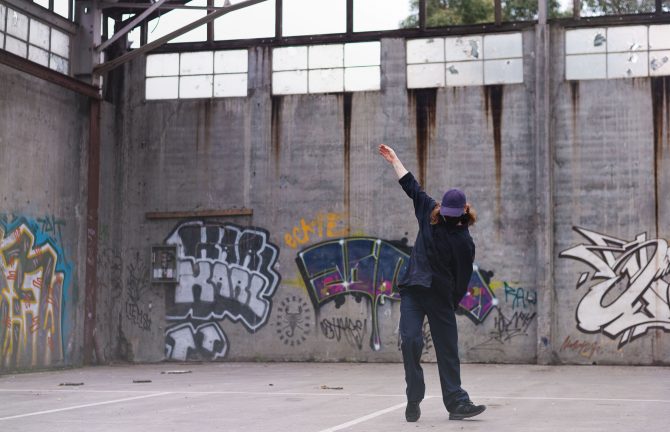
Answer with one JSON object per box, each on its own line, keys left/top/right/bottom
{"left": 0, "top": 3, "right": 70, "bottom": 74}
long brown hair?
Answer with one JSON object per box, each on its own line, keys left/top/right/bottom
{"left": 430, "top": 203, "right": 477, "bottom": 226}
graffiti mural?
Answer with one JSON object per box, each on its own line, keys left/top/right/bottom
{"left": 320, "top": 317, "right": 367, "bottom": 350}
{"left": 164, "top": 221, "right": 280, "bottom": 360}
{"left": 0, "top": 216, "right": 70, "bottom": 369}
{"left": 559, "top": 226, "right": 670, "bottom": 348}
{"left": 125, "top": 252, "right": 151, "bottom": 331}
{"left": 296, "top": 237, "right": 408, "bottom": 351}
{"left": 459, "top": 265, "right": 498, "bottom": 324}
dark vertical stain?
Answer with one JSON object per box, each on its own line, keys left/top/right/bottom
{"left": 651, "top": 77, "right": 667, "bottom": 237}
{"left": 485, "top": 85, "right": 504, "bottom": 217}
{"left": 343, "top": 92, "right": 353, "bottom": 231}
{"left": 271, "top": 96, "right": 282, "bottom": 176}
{"left": 409, "top": 88, "right": 437, "bottom": 187}
{"left": 570, "top": 81, "right": 580, "bottom": 158}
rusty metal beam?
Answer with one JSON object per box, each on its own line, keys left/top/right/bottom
{"left": 100, "top": 2, "right": 225, "bottom": 10}
{"left": 96, "top": 0, "right": 171, "bottom": 52}
{"left": 0, "top": 49, "right": 100, "bottom": 99}
{"left": 145, "top": 208, "right": 254, "bottom": 219}
{"left": 93, "top": 0, "right": 268, "bottom": 75}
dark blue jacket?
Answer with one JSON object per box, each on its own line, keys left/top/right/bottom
{"left": 397, "top": 172, "right": 475, "bottom": 308}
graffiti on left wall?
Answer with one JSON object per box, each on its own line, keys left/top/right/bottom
{"left": 560, "top": 226, "right": 670, "bottom": 348}
{"left": 0, "top": 216, "right": 70, "bottom": 369}
{"left": 164, "top": 221, "right": 280, "bottom": 361}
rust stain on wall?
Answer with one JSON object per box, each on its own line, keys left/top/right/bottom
{"left": 409, "top": 89, "right": 437, "bottom": 187}
{"left": 485, "top": 85, "right": 504, "bottom": 216}
{"left": 271, "top": 96, "right": 282, "bottom": 176}
{"left": 343, "top": 92, "right": 353, "bottom": 228}
{"left": 570, "top": 81, "right": 580, "bottom": 160}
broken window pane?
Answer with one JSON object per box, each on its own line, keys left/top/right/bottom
{"left": 354, "top": 0, "right": 414, "bottom": 32}
{"left": 446, "top": 61, "right": 484, "bottom": 86}
{"left": 214, "top": 50, "right": 248, "bottom": 74}
{"left": 147, "top": 0, "right": 207, "bottom": 44}
{"left": 146, "top": 53, "right": 180, "bottom": 77}
{"left": 214, "top": 73, "right": 247, "bottom": 97}
{"left": 6, "top": 8, "right": 28, "bottom": 41}
{"left": 445, "top": 36, "right": 482, "bottom": 61}
{"left": 214, "top": 0, "right": 275, "bottom": 40}
{"left": 146, "top": 77, "right": 179, "bottom": 100}
{"left": 29, "top": 19, "right": 50, "bottom": 50}
{"left": 607, "top": 51, "right": 648, "bottom": 78}
{"left": 180, "top": 51, "right": 214, "bottom": 75}
{"left": 28, "top": 45, "right": 49, "bottom": 66}
{"left": 607, "top": 26, "right": 647, "bottom": 52}
{"left": 283, "top": 0, "right": 346, "bottom": 37}
{"left": 650, "top": 51, "right": 670, "bottom": 76}
{"left": 580, "top": 0, "right": 655, "bottom": 16}
{"left": 565, "top": 28, "right": 607, "bottom": 55}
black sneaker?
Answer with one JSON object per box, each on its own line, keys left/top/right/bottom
{"left": 448, "top": 400, "right": 486, "bottom": 420}
{"left": 405, "top": 401, "right": 421, "bottom": 422}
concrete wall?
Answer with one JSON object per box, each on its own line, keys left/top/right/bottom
{"left": 0, "top": 63, "right": 90, "bottom": 371}
{"left": 5, "top": 20, "right": 667, "bottom": 370}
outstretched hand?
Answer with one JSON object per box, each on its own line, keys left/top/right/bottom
{"left": 378, "top": 144, "right": 409, "bottom": 179}
{"left": 378, "top": 144, "right": 398, "bottom": 164}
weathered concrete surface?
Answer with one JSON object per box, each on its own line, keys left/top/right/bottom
{"left": 0, "top": 63, "right": 90, "bottom": 371}
{"left": 0, "top": 363, "right": 668, "bottom": 432}
{"left": 94, "top": 23, "right": 670, "bottom": 366}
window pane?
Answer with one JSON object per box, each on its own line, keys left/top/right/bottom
{"left": 354, "top": 0, "right": 414, "bottom": 32}
{"left": 146, "top": 53, "right": 180, "bottom": 77}
{"left": 6, "top": 9, "right": 29, "bottom": 41}
{"left": 51, "top": 29, "right": 70, "bottom": 58}
{"left": 580, "top": 0, "right": 655, "bottom": 17}
{"left": 283, "top": 0, "right": 346, "bottom": 37}
{"left": 664, "top": 0, "right": 670, "bottom": 12}
{"left": 214, "top": 0, "right": 275, "bottom": 40}
{"left": 180, "top": 75, "right": 214, "bottom": 98}
{"left": 30, "top": 19, "right": 50, "bottom": 50}
{"left": 33, "top": 0, "right": 49, "bottom": 9}
{"left": 344, "top": 66, "right": 380, "bottom": 91}
{"left": 54, "top": 0, "right": 69, "bottom": 18}
{"left": 214, "top": 50, "right": 248, "bottom": 74}
{"left": 147, "top": 0, "right": 207, "bottom": 44}
{"left": 146, "top": 77, "right": 179, "bottom": 100}
{"left": 273, "top": 70, "right": 308, "bottom": 95}
{"left": 180, "top": 51, "right": 214, "bottom": 75}
{"left": 214, "top": 73, "right": 247, "bottom": 97}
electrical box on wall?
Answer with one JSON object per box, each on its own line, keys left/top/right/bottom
{"left": 151, "top": 245, "right": 178, "bottom": 283}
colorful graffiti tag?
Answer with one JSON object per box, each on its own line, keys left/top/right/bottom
{"left": 296, "top": 237, "right": 408, "bottom": 351}
{"left": 560, "top": 227, "right": 670, "bottom": 348}
{"left": 459, "top": 265, "right": 498, "bottom": 324}
{"left": 164, "top": 221, "right": 280, "bottom": 361}
{"left": 0, "top": 216, "right": 70, "bottom": 369}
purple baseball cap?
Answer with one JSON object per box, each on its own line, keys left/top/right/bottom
{"left": 439, "top": 188, "right": 466, "bottom": 217}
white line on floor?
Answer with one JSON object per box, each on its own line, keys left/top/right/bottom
{"left": 316, "top": 401, "right": 409, "bottom": 432}
{"left": 0, "top": 392, "right": 173, "bottom": 421}
{"left": 474, "top": 395, "right": 670, "bottom": 403}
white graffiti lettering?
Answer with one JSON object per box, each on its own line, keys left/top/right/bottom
{"left": 560, "top": 227, "right": 670, "bottom": 348}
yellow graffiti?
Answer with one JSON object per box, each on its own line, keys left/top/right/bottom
{"left": 0, "top": 224, "right": 64, "bottom": 368}
{"left": 284, "top": 212, "right": 349, "bottom": 249}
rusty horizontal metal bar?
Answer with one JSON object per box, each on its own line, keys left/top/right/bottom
{"left": 145, "top": 208, "right": 254, "bottom": 219}
{"left": 0, "top": 49, "right": 100, "bottom": 99}
{"left": 100, "top": 2, "right": 226, "bottom": 11}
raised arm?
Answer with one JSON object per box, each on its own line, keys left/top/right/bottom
{"left": 378, "top": 144, "right": 408, "bottom": 179}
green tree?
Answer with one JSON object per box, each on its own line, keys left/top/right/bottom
{"left": 400, "top": 0, "right": 570, "bottom": 28}
{"left": 581, "top": 0, "right": 656, "bottom": 15}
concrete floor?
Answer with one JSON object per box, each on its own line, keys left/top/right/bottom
{"left": 0, "top": 362, "right": 668, "bottom": 432}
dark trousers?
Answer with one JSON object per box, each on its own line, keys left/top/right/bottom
{"left": 399, "top": 286, "right": 469, "bottom": 409}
